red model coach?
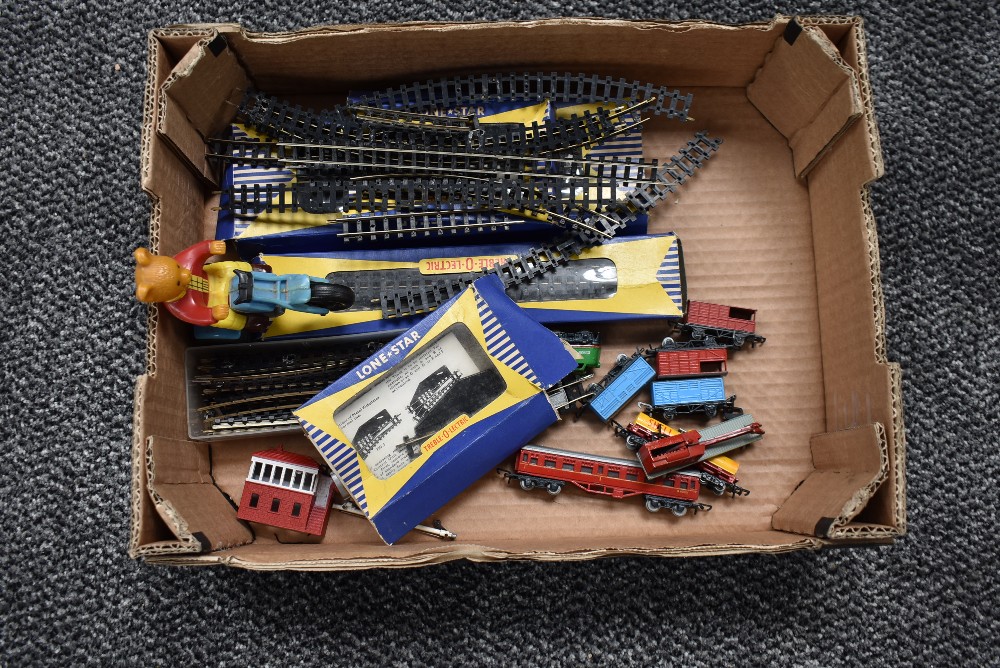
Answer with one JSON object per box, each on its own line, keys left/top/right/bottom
{"left": 502, "top": 444, "right": 711, "bottom": 516}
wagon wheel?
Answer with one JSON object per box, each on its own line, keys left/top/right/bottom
{"left": 616, "top": 353, "right": 629, "bottom": 365}
{"left": 670, "top": 505, "right": 688, "bottom": 517}
{"left": 703, "top": 404, "right": 718, "bottom": 418}
{"left": 663, "top": 408, "right": 677, "bottom": 421}
{"left": 626, "top": 435, "right": 646, "bottom": 451}
{"left": 546, "top": 482, "right": 562, "bottom": 496}
{"left": 660, "top": 336, "right": 676, "bottom": 349}
{"left": 645, "top": 498, "right": 660, "bottom": 513}
{"left": 732, "top": 333, "right": 746, "bottom": 348}
{"left": 690, "top": 326, "right": 706, "bottom": 341}
{"left": 519, "top": 479, "right": 534, "bottom": 491}
{"left": 712, "top": 483, "right": 727, "bottom": 496}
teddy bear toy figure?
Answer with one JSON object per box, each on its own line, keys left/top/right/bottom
{"left": 134, "top": 240, "right": 354, "bottom": 340}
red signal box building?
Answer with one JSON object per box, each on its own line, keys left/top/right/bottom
{"left": 237, "top": 447, "right": 335, "bottom": 536}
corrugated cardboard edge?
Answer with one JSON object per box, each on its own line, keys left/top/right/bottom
{"left": 748, "top": 18, "right": 862, "bottom": 179}
{"left": 142, "top": 436, "right": 204, "bottom": 555}
{"left": 156, "top": 33, "right": 249, "bottom": 183}
{"left": 130, "top": 377, "right": 200, "bottom": 558}
{"left": 207, "top": 17, "right": 777, "bottom": 40}
{"left": 772, "top": 424, "right": 888, "bottom": 538}
{"left": 798, "top": 16, "right": 885, "bottom": 178}
{"left": 145, "top": 436, "right": 255, "bottom": 552}
{"left": 822, "top": 16, "right": 902, "bottom": 536}
{"left": 146, "top": 538, "right": 824, "bottom": 570}
{"left": 139, "top": 27, "right": 221, "bottom": 376}
{"left": 745, "top": 15, "right": 901, "bottom": 542}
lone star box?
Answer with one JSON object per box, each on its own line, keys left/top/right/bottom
{"left": 293, "top": 275, "right": 577, "bottom": 544}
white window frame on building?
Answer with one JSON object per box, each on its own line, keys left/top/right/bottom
{"left": 246, "top": 457, "right": 319, "bottom": 494}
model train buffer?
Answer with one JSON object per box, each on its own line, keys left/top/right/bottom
{"left": 498, "top": 444, "right": 712, "bottom": 517}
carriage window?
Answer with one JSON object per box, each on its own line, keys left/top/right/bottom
{"left": 581, "top": 466, "right": 593, "bottom": 475}
{"left": 291, "top": 503, "right": 302, "bottom": 517}
{"left": 249, "top": 493, "right": 259, "bottom": 508}
{"left": 607, "top": 470, "right": 619, "bottom": 478}
{"left": 626, "top": 473, "right": 638, "bottom": 481}
{"left": 597, "top": 466, "right": 603, "bottom": 474}
{"left": 665, "top": 478, "right": 675, "bottom": 487}
{"left": 680, "top": 480, "right": 688, "bottom": 489}
{"left": 562, "top": 462, "right": 575, "bottom": 471}
{"left": 522, "top": 453, "right": 528, "bottom": 462}
{"left": 530, "top": 457, "right": 538, "bottom": 465}
{"left": 250, "top": 462, "right": 263, "bottom": 480}
{"left": 544, "top": 459, "right": 556, "bottom": 468}
{"left": 270, "top": 498, "right": 281, "bottom": 512}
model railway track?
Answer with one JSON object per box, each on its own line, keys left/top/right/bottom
{"left": 334, "top": 210, "right": 525, "bottom": 240}
{"left": 350, "top": 72, "right": 693, "bottom": 119}
{"left": 210, "top": 407, "right": 303, "bottom": 431}
{"left": 376, "top": 132, "right": 722, "bottom": 318}
{"left": 218, "top": 172, "right": 631, "bottom": 217}
{"left": 211, "top": 138, "right": 661, "bottom": 184}
{"left": 193, "top": 344, "right": 382, "bottom": 381}
{"left": 237, "top": 89, "right": 637, "bottom": 155}
{"left": 191, "top": 343, "right": 387, "bottom": 435}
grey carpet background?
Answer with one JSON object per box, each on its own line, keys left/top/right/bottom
{"left": 1, "top": 1, "right": 997, "bottom": 665}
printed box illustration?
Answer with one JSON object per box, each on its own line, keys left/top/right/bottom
{"left": 293, "top": 275, "right": 577, "bottom": 544}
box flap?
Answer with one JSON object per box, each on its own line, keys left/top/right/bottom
{"left": 147, "top": 435, "right": 254, "bottom": 552}
{"left": 157, "top": 33, "right": 248, "bottom": 183}
{"left": 772, "top": 423, "right": 888, "bottom": 537}
{"left": 747, "top": 20, "right": 862, "bottom": 178}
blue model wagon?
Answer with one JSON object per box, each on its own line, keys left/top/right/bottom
{"left": 587, "top": 354, "right": 656, "bottom": 422}
{"left": 646, "top": 377, "right": 741, "bottom": 420}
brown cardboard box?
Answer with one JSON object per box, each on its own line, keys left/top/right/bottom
{"left": 132, "top": 16, "right": 906, "bottom": 568}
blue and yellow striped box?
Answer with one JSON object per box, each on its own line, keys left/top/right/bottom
{"left": 257, "top": 232, "right": 685, "bottom": 340}
{"left": 294, "top": 275, "right": 577, "bottom": 544}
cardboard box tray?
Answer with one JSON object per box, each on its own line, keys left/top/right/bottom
{"left": 132, "top": 16, "right": 905, "bottom": 568}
